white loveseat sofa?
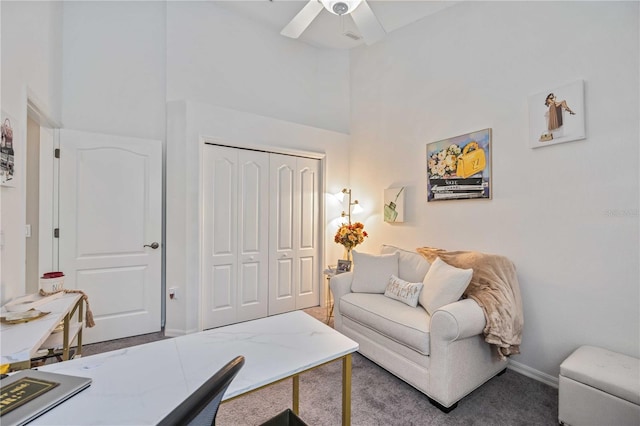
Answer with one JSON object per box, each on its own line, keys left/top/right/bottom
{"left": 330, "top": 245, "right": 509, "bottom": 411}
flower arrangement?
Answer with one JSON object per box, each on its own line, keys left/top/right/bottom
{"left": 428, "top": 144, "right": 462, "bottom": 178}
{"left": 334, "top": 222, "right": 368, "bottom": 251}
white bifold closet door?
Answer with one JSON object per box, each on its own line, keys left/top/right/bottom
{"left": 269, "top": 154, "right": 319, "bottom": 315}
{"left": 202, "top": 146, "right": 269, "bottom": 329}
{"left": 202, "top": 145, "right": 320, "bottom": 329}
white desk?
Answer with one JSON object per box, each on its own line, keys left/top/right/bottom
{"left": 1, "top": 293, "right": 84, "bottom": 371}
{"left": 34, "top": 310, "right": 359, "bottom": 425}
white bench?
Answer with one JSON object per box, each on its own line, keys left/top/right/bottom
{"left": 559, "top": 345, "right": 640, "bottom": 426}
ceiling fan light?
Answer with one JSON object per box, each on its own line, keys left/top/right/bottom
{"left": 320, "top": 0, "right": 363, "bottom": 16}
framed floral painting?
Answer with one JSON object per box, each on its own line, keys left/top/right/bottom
{"left": 426, "top": 128, "right": 492, "bottom": 201}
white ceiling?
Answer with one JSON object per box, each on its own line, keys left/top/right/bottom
{"left": 215, "top": 1, "right": 459, "bottom": 49}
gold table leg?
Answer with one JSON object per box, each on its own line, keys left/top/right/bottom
{"left": 292, "top": 374, "right": 300, "bottom": 415}
{"left": 342, "top": 354, "right": 352, "bottom": 426}
{"left": 76, "top": 298, "right": 84, "bottom": 358}
{"left": 62, "top": 313, "right": 70, "bottom": 361}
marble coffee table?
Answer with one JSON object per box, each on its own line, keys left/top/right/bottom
{"left": 33, "top": 310, "right": 359, "bottom": 425}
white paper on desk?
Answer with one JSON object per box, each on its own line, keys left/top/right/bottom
{"left": 3, "top": 293, "right": 64, "bottom": 313}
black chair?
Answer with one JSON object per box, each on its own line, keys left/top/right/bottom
{"left": 157, "top": 355, "right": 245, "bottom": 426}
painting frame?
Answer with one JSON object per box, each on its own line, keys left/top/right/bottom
{"left": 426, "top": 128, "right": 492, "bottom": 202}
{"left": 1, "top": 111, "right": 17, "bottom": 187}
{"left": 336, "top": 259, "right": 352, "bottom": 274}
{"left": 528, "top": 80, "right": 586, "bottom": 149}
{"left": 384, "top": 187, "right": 405, "bottom": 223}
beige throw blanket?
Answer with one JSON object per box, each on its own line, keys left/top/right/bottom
{"left": 39, "top": 288, "right": 96, "bottom": 328}
{"left": 417, "top": 247, "right": 523, "bottom": 359}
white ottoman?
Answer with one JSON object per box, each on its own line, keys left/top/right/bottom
{"left": 559, "top": 345, "right": 640, "bottom": 426}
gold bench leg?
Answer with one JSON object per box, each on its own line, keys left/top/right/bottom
{"left": 292, "top": 374, "right": 300, "bottom": 414}
{"left": 342, "top": 354, "right": 352, "bottom": 426}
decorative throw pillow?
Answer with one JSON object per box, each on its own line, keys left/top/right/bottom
{"left": 384, "top": 275, "right": 424, "bottom": 308}
{"left": 380, "top": 244, "right": 431, "bottom": 283}
{"left": 350, "top": 251, "right": 399, "bottom": 294}
{"left": 419, "top": 257, "right": 473, "bottom": 315}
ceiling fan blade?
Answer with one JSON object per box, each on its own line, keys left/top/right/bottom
{"left": 351, "top": 0, "right": 386, "bottom": 45}
{"left": 280, "top": 0, "right": 324, "bottom": 39}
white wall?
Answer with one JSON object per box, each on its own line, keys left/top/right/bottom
{"left": 0, "top": 1, "right": 63, "bottom": 303}
{"left": 163, "top": 2, "right": 350, "bottom": 333}
{"left": 349, "top": 1, "right": 639, "bottom": 380}
{"left": 166, "top": 1, "right": 350, "bottom": 134}
{"left": 37, "top": 0, "right": 349, "bottom": 328}
{"left": 165, "top": 101, "right": 350, "bottom": 335}
{"left": 7, "top": 0, "right": 633, "bottom": 385}
{"left": 61, "top": 1, "right": 167, "bottom": 141}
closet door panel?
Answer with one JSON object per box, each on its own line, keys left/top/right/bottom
{"left": 211, "top": 265, "right": 233, "bottom": 309}
{"left": 299, "top": 167, "right": 316, "bottom": 249}
{"left": 212, "top": 158, "right": 235, "bottom": 255}
{"left": 276, "top": 258, "right": 294, "bottom": 297}
{"left": 237, "top": 151, "right": 269, "bottom": 322}
{"left": 295, "top": 158, "right": 319, "bottom": 309}
{"left": 239, "top": 262, "right": 259, "bottom": 304}
{"left": 269, "top": 154, "right": 297, "bottom": 314}
{"left": 275, "top": 164, "right": 294, "bottom": 251}
{"left": 202, "top": 146, "right": 238, "bottom": 328}
{"left": 298, "top": 256, "right": 314, "bottom": 295}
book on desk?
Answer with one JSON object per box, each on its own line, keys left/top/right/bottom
{"left": 0, "top": 370, "right": 91, "bottom": 426}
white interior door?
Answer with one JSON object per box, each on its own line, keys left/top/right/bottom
{"left": 58, "top": 129, "right": 162, "bottom": 344}
{"left": 269, "top": 154, "right": 320, "bottom": 314}
{"left": 201, "top": 145, "right": 269, "bottom": 329}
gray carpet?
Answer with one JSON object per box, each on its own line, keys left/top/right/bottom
{"left": 217, "top": 351, "right": 558, "bottom": 426}
{"left": 80, "top": 330, "right": 169, "bottom": 357}
{"left": 80, "top": 308, "right": 558, "bottom": 425}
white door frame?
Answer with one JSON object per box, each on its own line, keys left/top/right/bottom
{"left": 26, "top": 90, "right": 62, "bottom": 289}
{"left": 198, "top": 137, "right": 326, "bottom": 331}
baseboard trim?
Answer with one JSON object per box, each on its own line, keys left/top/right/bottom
{"left": 164, "top": 328, "right": 199, "bottom": 337}
{"left": 508, "top": 360, "right": 559, "bottom": 388}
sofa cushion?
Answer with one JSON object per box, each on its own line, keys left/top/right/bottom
{"left": 420, "top": 257, "right": 472, "bottom": 315}
{"left": 384, "top": 275, "right": 423, "bottom": 308}
{"left": 381, "top": 244, "right": 431, "bottom": 283}
{"left": 339, "top": 292, "right": 431, "bottom": 355}
{"left": 351, "top": 251, "right": 399, "bottom": 293}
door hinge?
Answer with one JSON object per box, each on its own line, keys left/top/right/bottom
{"left": 54, "top": 148, "right": 60, "bottom": 159}
{"left": 54, "top": 228, "right": 59, "bottom": 238}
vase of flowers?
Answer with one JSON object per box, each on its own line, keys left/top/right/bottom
{"left": 334, "top": 222, "right": 368, "bottom": 260}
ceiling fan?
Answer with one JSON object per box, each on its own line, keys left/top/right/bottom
{"left": 281, "top": 0, "right": 386, "bottom": 45}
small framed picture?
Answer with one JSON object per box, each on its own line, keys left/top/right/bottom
{"left": 336, "top": 260, "right": 352, "bottom": 274}
{"left": 528, "top": 80, "right": 585, "bottom": 148}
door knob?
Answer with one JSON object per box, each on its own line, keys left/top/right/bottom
{"left": 144, "top": 242, "right": 160, "bottom": 249}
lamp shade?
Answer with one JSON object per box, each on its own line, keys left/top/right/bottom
{"left": 352, "top": 202, "right": 363, "bottom": 215}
